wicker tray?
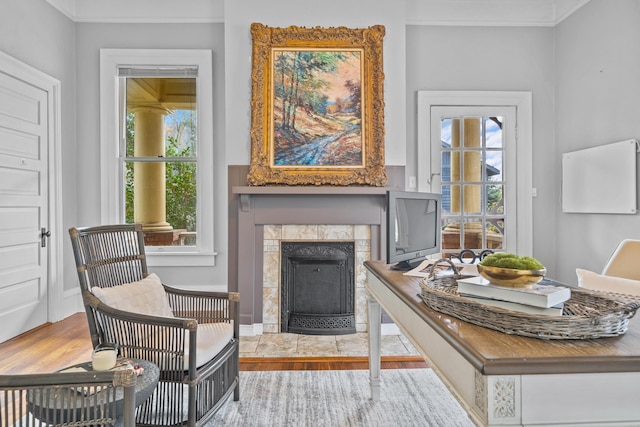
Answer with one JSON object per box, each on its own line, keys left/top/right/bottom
{"left": 419, "top": 276, "right": 640, "bottom": 340}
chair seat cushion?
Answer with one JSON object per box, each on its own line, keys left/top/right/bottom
{"left": 91, "top": 273, "right": 175, "bottom": 318}
{"left": 187, "top": 322, "right": 234, "bottom": 369}
{"left": 576, "top": 268, "right": 640, "bottom": 297}
{"left": 90, "top": 273, "right": 233, "bottom": 369}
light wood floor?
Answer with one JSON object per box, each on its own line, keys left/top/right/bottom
{"left": 0, "top": 313, "right": 427, "bottom": 373}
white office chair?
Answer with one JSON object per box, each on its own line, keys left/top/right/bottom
{"left": 577, "top": 239, "right": 640, "bottom": 297}
{"left": 602, "top": 239, "right": 640, "bottom": 280}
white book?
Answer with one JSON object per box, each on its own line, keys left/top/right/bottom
{"left": 461, "top": 295, "right": 564, "bottom": 316}
{"left": 456, "top": 276, "right": 571, "bottom": 308}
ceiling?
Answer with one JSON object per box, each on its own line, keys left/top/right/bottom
{"left": 46, "top": 0, "right": 590, "bottom": 26}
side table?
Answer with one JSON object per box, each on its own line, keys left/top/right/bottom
{"left": 28, "top": 358, "right": 159, "bottom": 426}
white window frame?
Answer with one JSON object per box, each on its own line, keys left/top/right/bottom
{"left": 100, "top": 49, "right": 216, "bottom": 266}
{"left": 417, "top": 91, "right": 533, "bottom": 256}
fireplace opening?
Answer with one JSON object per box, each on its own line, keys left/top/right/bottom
{"left": 281, "top": 241, "right": 356, "bottom": 335}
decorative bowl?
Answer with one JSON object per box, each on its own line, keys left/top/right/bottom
{"left": 477, "top": 264, "right": 547, "bottom": 288}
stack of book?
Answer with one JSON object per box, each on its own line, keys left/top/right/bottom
{"left": 456, "top": 276, "right": 571, "bottom": 316}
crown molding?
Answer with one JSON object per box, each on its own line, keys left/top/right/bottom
{"left": 46, "top": 0, "right": 589, "bottom": 26}
{"left": 46, "top": 0, "right": 225, "bottom": 23}
{"left": 405, "top": 0, "right": 591, "bottom": 26}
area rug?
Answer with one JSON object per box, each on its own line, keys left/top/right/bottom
{"left": 207, "top": 369, "right": 474, "bottom": 426}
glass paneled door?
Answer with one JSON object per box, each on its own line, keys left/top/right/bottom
{"left": 430, "top": 106, "right": 517, "bottom": 257}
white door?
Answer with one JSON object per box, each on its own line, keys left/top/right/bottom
{"left": 417, "top": 91, "right": 533, "bottom": 257}
{"left": 0, "top": 70, "right": 50, "bottom": 342}
{"left": 430, "top": 106, "right": 517, "bottom": 253}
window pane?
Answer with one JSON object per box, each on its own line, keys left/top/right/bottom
{"left": 125, "top": 160, "right": 198, "bottom": 246}
{"left": 441, "top": 184, "right": 452, "bottom": 214}
{"left": 441, "top": 118, "right": 452, "bottom": 145}
{"left": 462, "top": 184, "right": 482, "bottom": 215}
{"left": 486, "top": 219, "right": 504, "bottom": 250}
{"left": 121, "top": 75, "right": 198, "bottom": 247}
{"left": 439, "top": 114, "right": 507, "bottom": 255}
{"left": 441, "top": 151, "right": 452, "bottom": 183}
{"left": 462, "top": 151, "right": 481, "bottom": 182}
{"left": 165, "top": 110, "right": 197, "bottom": 157}
{"left": 449, "top": 118, "right": 460, "bottom": 148}
{"left": 463, "top": 117, "right": 481, "bottom": 148}
{"left": 486, "top": 184, "right": 504, "bottom": 215}
{"left": 442, "top": 218, "right": 461, "bottom": 250}
{"left": 166, "top": 162, "right": 197, "bottom": 245}
{"left": 450, "top": 152, "right": 461, "bottom": 182}
{"left": 449, "top": 184, "right": 460, "bottom": 214}
{"left": 486, "top": 151, "right": 502, "bottom": 181}
{"left": 125, "top": 78, "right": 197, "bottom": 158}
{"left": 462, "top": 219, "right": 482, "bottom": 250}
{"left": 485, "top": 116, "right": 503, "bottom": 148}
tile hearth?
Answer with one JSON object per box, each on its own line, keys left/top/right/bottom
{"left": 249, "top": 223, "right": 421, "bottom": 358}
{"left": 239, "top": 332, "right": 420, "bottom": 358}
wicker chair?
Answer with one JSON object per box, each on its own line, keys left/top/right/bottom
{"left": 69, "top": 224, "right": 239, "bottom": 427}
{"left": 0, "top": 368, "right": 137, "bottom": 426}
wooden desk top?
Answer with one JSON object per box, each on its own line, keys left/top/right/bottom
{"left": 365, "top": 260, "right": 640, "bottom": 376}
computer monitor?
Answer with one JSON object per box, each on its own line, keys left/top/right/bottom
{"left": 386, "top": 190, "right": 442, "bottom": 271}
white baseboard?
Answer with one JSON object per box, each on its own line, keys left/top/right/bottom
{"left": 240, "top": 323, "right": 263, "bottom": 337}
{"left": 381, "top": 323, "right": 401, "bottom": 335}
{"left": 62, "top": 288, "right": 84, "bottom": 320}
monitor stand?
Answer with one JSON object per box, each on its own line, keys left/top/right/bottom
{"left": 389, "top": 259, "right": 424, "bottom": 271}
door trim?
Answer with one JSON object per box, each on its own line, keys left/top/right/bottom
{"left": 0, "top": 51, "right": 64, "bottom": 323}
{"left": 417, "top": 90, "right": 533, "bottom": 256}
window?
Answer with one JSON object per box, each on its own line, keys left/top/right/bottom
{"left": 100, "top": 49, "right": 215, "bottom": 266}
{"left": 438, "top": 113, "right": 508, "bottom": 253}
{"left": 417, "top": 91, "right": 533, "bottom": 256}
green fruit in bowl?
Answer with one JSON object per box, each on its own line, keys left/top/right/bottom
{"left": 478, "top": 253, "right": 546, "bottom": 287}
{"left": 480, "top": 252, "right": 544, "bottom": 270}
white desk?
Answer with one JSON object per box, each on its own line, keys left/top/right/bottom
{"left": 365, "top": 260, "right": 640, "bottom": 426}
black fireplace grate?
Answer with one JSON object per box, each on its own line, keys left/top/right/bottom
{"left": 281, "top": 241, "right": 356, "bottom": 335}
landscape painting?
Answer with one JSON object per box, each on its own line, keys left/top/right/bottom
{"left": 271, "top": 49, "right": 363, "bottom": 167}
{"left": 247, "top": 23, "right": 387, "bottom": 186}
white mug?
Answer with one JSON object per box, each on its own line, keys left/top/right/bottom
{"left": 92, "top": 345, "right": 118, "bottom": 371}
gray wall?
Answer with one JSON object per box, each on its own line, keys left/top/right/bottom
{"left": 3, "top": 0, "right": 640, "bottom": 305}
{"left": 554, "top": 0, "right": 640, "bottom": 284}
{"left": 224, "top": 0, "right": 408, "bottom": 167}
{"left": 74, "top": 22, "right": 227, "bottom": 288}
{"left": 405, "top": 25, "right": 557, "bottom": 275}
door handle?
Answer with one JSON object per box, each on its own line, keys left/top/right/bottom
{"left": 427, "top": 172, "right": 441, "bottom": 185}
{"left": 41, "top": 228, "right": 51, "bottom": 248}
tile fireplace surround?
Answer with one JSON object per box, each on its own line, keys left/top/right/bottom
{"left": 262, "top": 224, "right": 371, "bottom": 333}
{"left": 229, "top": 166, "right": 403, "bottom": 335}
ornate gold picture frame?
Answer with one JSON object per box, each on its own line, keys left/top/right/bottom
{"left": 247, "top": 23, "right": 387, "bottom": 186}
